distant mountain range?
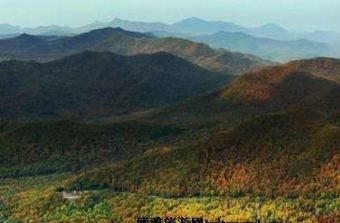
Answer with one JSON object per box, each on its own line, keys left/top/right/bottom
{"left": 189, "top": 31, "right": 334, "bottom": 62}
{"left": 1, "top": 17, "right": 340, "bottom": 42}
{"left": 0, "top": 27, "right": 271, "bottom": 75}
{"left": 172, "top": 18, "right": 296, "bottom": 40}
{"left": 302, "top": 30, "right": 340, "bottom": 43}
{"left": 1, "top": 17, "right": 340, "bottom": 62}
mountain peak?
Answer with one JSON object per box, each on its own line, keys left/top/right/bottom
{"left": 80, "top": 27, "right": 153, "bottom": 39}
{"left": 259, "top": 23, "right": 287, "bottom": 31}
{"left": 180, "top": 17, "right": 205, "bottom": 22}
{"left": 111, "top": 17, "right": 125, "bottom": 23}
{"left": 17, "top": 33, "right": 35, "bottom": 38}
{"left": 12, "top": 33, "right": 44, "bottom": 42}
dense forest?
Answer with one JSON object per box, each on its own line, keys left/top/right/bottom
{"left": 1, "top": 26, "right": 340, "bottom": 223}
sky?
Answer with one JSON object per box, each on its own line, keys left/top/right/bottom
{"left": 0, "top": 0, "right": 338, "bottom": 31}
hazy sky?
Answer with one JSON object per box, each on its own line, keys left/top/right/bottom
{"left": 0, "top": 0, "right": 338, "bottom": 31}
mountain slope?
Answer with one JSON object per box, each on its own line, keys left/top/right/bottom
{"left": 0, "top": 27, "right": 271, "bottom": 75}
{"left": 0, "top": 119, "right": 188, "bottom": 177}
{"left": 0, "top": 34, "right": 48, "bottom": 53}
{"left": 55, "top": 27, "right": 152, "bottom": 50}
{"left": 90, "top": 35, "right": 271, "bottom": 75}
{"left": 303, "top": 30, "right": 340, "bottom": 43}
{"left": 68, "top": 109, "right": 340, "bottom": 200}
{"left": 1, "top": 54, "right": 340, "bottom": 223}
{"left": 146, "top": 57, "right": 340, "bottom": 125}
{"left": 0, "top": 51, "right": 232, "bottom": 118}
{"left": 62, "top": 58, "right": 340, "bottom": 202}
{"left": 2, "top": 57, "right": 340, "bottom": 195}
{"left": 190, "top": 31, "right": 331, "bottom": 62}
{"left": 0, "top": 28, "right": 153, "bottom": 61}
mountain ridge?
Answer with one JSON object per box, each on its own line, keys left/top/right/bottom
{"left": 1, "top": 17, "right": 339, "bottom": 42}
{"left": 189, "top": 31, "right": 332, "bottom": 62}
{"left": 0, "top": 27, "right": 271, "bottom": 75}
{"left": 144, "top": 57, "right": 340, "bottom": 125}
{"left": 0, "top": 50, "right": 233, "bottom": 119}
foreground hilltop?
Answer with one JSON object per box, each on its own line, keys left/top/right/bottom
{"left": 0, "top": 27, "right": 271, "bottom": 75}
{"left": 223, "top": 58, "right": 340, "bottom": 107}
{"left": 288, "top": 57, "right": 340, "bottom": 79}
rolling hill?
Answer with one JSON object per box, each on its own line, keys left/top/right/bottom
{"left": 0, "top": 27, "right": 271, "bottom": 75}
{"left": 0, "top": 51, "right": 232, "bottom": 119}
{"left": 143, "top": 57, "right": 340, "bottom": 127}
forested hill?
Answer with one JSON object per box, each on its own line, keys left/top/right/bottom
{"left": 0, "top": 51, "right": 232, "bottom": 119}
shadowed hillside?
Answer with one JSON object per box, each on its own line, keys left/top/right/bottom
{"left": 0, "top": 51, "right": 232, "bottom": 118}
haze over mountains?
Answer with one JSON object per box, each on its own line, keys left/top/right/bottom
{"left": 189, "top": 32, "right": 333, "bottom": 62}
{"left": 0, "top": 17, "right": 334, "bottom": 41}
{"left": 1, "top": 17, "right": 340, "bottom": 62}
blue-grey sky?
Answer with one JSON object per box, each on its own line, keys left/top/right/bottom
{"left": 0, "top": 0, "right": 338, "bottom": 31}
